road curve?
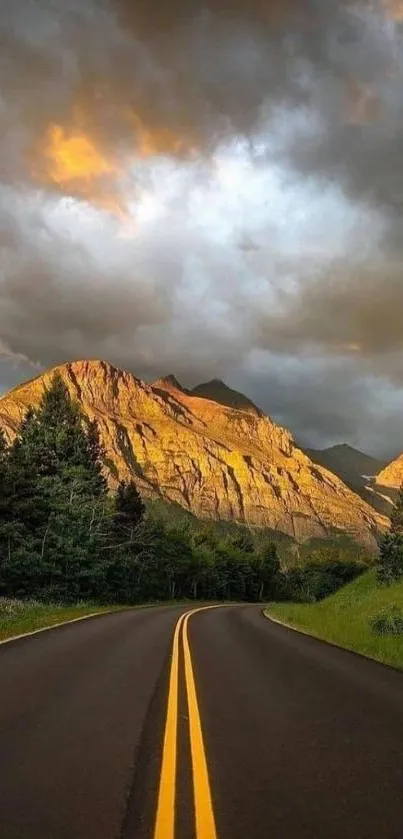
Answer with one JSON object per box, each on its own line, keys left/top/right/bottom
{"left": 0, "top": 604, "right": 402, "bottom": 839}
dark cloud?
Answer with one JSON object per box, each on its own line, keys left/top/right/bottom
{"left": 1, "top": 0, "right": 403, "bottom": 457}
{"left": 257, "top": 260, "right": 403, "bottom": 363}
{"left": 231, "top": 356, "right": 403, "bottom": 459}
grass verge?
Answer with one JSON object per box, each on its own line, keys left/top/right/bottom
{"left": 266, "top": 570, "right": 403, "bottom": 670}
{"left": 0, "top": 599, "right": 127, "bottom": 642}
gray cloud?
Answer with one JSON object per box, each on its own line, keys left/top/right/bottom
{"left": 2, "top": 0, "right": 403, "bottom": 458}
{"left": 231, "top": 355, "right": 403, "bottom": 459}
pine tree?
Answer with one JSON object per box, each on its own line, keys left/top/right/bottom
{"left": 377, "top": 485, "right": 403, "bottom": 584}
{"left": 1, "top": 373, "right": 110, "bottom": 600}
{"left": 114, "top": 480, "right": 145, "bottom": 541}
{"left": 257, "top": 542, "right": 282, "bottom": 601}
{"left": 232, "top": 527, "right": 254, "bottom": 554}
{"left": 391, "top": 485, "right": 403, "bottom": 535}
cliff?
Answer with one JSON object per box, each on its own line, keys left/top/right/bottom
{"left": 0, "top": 360, "right": 388, "bottom": 547}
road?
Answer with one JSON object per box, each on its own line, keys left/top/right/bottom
{"left": 0, "top": 604, "right": 402, "bottom": 839}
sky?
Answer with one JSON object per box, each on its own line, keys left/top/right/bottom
{"left": 1, "top": 0, "right": 403, "bottom": 457}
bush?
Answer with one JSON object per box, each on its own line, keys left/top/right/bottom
{"left": 377, "top": 533, "right": 403, "bottom": 585}
{"left": 283, "top": 559, "right": 365, "bottom": 603}
{"left": 370, "top": 606, "right": 403, "bottom": 635}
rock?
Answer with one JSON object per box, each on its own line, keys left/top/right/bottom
{"left": 0, "top": 359, "right": 388, "bottom": 547}
{"left": 376, "top": 455, "right": 403, "bottom": 490}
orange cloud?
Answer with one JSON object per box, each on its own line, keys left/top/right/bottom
{"left": 126, "top": 111, "right": 198, "bottom": 160}
{"left": 31, "top": 124, "right": 127, "bottom": 216}
{"left": 31, "top": 113, "right": 197, "bottom": 218}
{"left": 46, "top": 125, "right": 116, "bottom": 184}
{"left": 383, "top": 0, "right": 403, "bottom": 20}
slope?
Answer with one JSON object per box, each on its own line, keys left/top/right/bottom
{"left": 268, "top": 570, "right": 403, "bottom": 669}
{"left": 306, "top": 444, "right": 393, "bottom": 515}
{"left": 191, "top": 379, "right": 263, "bottom": 416}
{"left": 376, "top": 454, "right": 403, "bottom": 491}
{"left": 0, "top": 359, "right": 388, "bottom": 547}
{"left": 305, "top": 444, "right": 386, "bottom": 487}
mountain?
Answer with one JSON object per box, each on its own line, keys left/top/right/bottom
{"left": 375, "top": 454, "right": 403, "bottom": 492}
{"left": 191, "top": 379, "right": 263, "bottom": 416}
{"left": 306, "top": 444, "right": 393, "bottom": 515}
{"left": 305, "top": 444, "right": 387, "bottom": 488}
{"left": 0, "top": 360, "right": 388, "bottom": 547}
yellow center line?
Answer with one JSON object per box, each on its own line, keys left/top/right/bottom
{"left": 154, "top": 606, "right": 221, "bottom": 839}
{"left": 154, "top": 610, "right": 188, "bottom": 839}
{"left": 183, "top": 607, "right": 218, "bottom": 839}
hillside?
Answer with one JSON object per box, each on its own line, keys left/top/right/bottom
{"left": 191, "top": 379, "right": 263, "bottom": 416}
{"left": 0, "top": 359, "right": 388, "bottom": 547}
{"left": 306, "top": 444, "right": 393, "bottom": 515}
{"left": 376, "top": 454, "right": 403, "bottom": 491}
{"left": 268, "top": 571, "right": 403, "bottom": 669}
{"left": 305, "top": 444, "right": 386, "bottom": 487}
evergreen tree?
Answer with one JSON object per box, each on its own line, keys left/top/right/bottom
{"left": 0, "top": 373, "right": 110, "bottom": 600}
{"left": 259, "top": 542, "right": 281, "bottom": 600}
{"left": 232, "top": 527, "right": 254, "bottom": 554}
{"left": 377, "top": 484, "right": 403, "bottom": 584}
{"left": 114, "top": 480, "right": 145, "bottom": 542}
{"left": 391, "top": 485, "right": 403, "bottom": 535}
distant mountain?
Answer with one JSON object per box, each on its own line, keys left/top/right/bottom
{"left": 191, "top": 379, "right": 263, "bottom": 416}
{"left": 305, "top": 444, "right": 387, "bottom": 487}
{"left": 306, "top": 444, "right": 393, "bottom": 515}
{"left": 0, "top": 360, "right": 388, "bottom": 547}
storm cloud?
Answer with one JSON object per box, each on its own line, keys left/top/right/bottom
{"left": 1, "top": 0, "right": 403, "bottom": 457}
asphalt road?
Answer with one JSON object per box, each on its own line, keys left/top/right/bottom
{"left": 0, "top": 604, "right": 402, "bottom": 839}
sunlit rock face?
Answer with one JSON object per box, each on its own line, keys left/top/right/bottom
{"left": 0, "top": 360, "right": 388, "bottom": 547}
{"left": 376, "top": 455, "right": 403, "bottom": 490}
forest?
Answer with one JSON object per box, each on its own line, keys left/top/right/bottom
{"left": 0, "top": 374, "right": 371, "bottom": 605}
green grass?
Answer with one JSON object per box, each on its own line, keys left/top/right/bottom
{"left": 0, "top": 599, "right": 126, "bottom": 642}
{"left": 267, "top": 570, "right": 403, "bottom": 670}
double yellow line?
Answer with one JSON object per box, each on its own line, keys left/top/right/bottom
{"left": 154, "top": 607, "right": 219, "bottom": 839}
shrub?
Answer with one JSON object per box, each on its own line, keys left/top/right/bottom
{"left": 370, "top": 606, "right": 403, "bottom": 635}
{"left": 377, "top": 533, "right": 403, "bottom": 585}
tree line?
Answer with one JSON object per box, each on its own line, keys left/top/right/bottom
{"left": 0, "top": 374, "right": 370, "bottom": 605}
{"left": 0, "top": 374, "right": 284, "bottom": 604}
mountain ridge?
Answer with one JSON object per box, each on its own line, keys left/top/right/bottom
{"left": 306, "top": 443, "right": 393, "bottom": 515}
{"left": 0, "top": 359, "right": 388, "bottom": 548}
{"left": 191, "top": 378, "right": 263, "bottom": 416}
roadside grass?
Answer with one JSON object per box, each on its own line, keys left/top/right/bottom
{"left": 267, "top": 570, "right": 403, "bottom": 670}
{"left": 0, "top": 599, "right": 127, "bottom": 642}
{"left": 0, "top": 599, "right": 223, "bottom": 642}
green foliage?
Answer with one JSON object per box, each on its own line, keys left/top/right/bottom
{"left": 370, "top": 606, "right": 403, "bottom": 636}
{"left": 0, "top": 375, "right": 371, "bottom": 607}
{"left": 0, "top": 374, "right": 128, "bottom": 602}
{"left": 377, "top": 485, "right": 403, "bottom": 584}
{"left": 283, "top": 560, "right": 366, "bottom": 603}
{"left": 269, "top": 570, "right": 403, "bottom": 670}
{"left": 0, "top": 597, "right": 123, "bottom": 642}
{"left": 391, "top": 485, "right": 403, "bottom": 534}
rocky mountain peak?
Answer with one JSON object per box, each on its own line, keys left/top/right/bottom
{"left": 0, "top": 359, "right": 389, "bottom": 548}
{"left": 191, "top": 378, "right": 263, "bottom": 416}
{"left": 152, "top": 374, "right": 185, "bottom": 392}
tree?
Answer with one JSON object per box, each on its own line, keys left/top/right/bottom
{"left": 391, "top": 485, "right": 403, "bottom": 535}
{"left": 377, "top": 534, "right": 403, "bottom": 585}
{"left": 114, "top": 480, "right": 145, "bottom": 542}
{"left": 231, "top": 527, "right": 255, "bottom": 554}
{"left": 0, "top": 373, "right": 111, "bottom": 601}
{"left": 97, "top": 480, "right": 147, "bottom": 604}
{"left": 377, "top": 484, "right": 403, "bottom": 584}
{"left": 257, "top": 542, "right": 282, "bottom": 601}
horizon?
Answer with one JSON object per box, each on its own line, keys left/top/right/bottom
{"left": 0, "top": 356, "right": 398, "bottom": 461}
